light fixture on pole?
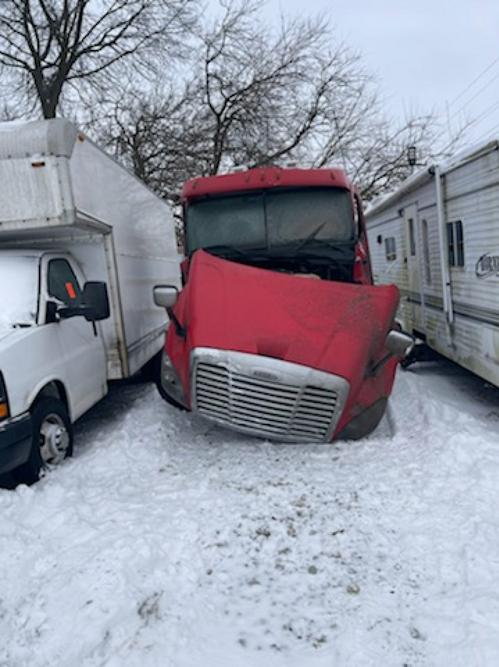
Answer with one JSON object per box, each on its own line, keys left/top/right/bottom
{"left": 407, "top": 145, "right": 417, "bottom": 168}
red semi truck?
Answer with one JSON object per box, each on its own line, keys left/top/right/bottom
{"left": 153, "top": 166, "right": 412, "bottom": 442}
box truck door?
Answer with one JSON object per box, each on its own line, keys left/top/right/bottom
{"left": 44, "top": 257, "right": 107, "bottom": 420}
{"left": 403, "top": 204, "right": 424, "bottom": 331}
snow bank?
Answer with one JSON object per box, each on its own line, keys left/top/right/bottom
{"left": 1, "top": 363, "right": 499, "bottom": 666}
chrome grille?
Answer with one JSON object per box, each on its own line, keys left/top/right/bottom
{"left": 192, "top": 350, "right": 349, "bottom": 442}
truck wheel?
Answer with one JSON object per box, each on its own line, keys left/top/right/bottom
{"left": 15, "top": 398, "right": 73, "bottom": 485}
{"left": 156, "top": 351, "right": 187, "bottom": 411}
{"left": 141, "top": 351, "right": 161, "bottom": 382}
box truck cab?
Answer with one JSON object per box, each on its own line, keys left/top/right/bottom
{"left": 0, "top": 119, "right": 180, "bottom": 483}
{"left": 154, "top": 167, "right": 412, "bottom": 443}
{"left": 0, "top": 250, "right": 110, "bottom": 481}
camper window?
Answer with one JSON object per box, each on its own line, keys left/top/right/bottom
{"left": 446, "top": 223, "right": 455, "bottom": 266}
{"left": 385, "top": 237, "right": 396, "bottom": 261}
{"left": 446, "top": 221, "right": 464, "bottom": 268}
{"left": 422, "top": 219, "right": 431, "bottom": 283}
{"left": 455, "top": 220, "right": 465, "bottom": 267}
{"left": 408, "top": 218, "right": 416, "bottom": 256}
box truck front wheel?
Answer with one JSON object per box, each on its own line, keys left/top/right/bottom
{"left": 15, "top": 398, "right": 73, "bottom": 485}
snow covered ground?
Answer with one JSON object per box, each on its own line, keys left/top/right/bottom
{"left": 1, "top": 359, "right": 499, "bottom": 667}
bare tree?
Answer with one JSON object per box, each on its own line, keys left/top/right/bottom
{"left": 0, "top": 0, "right": 198, "bottom": 119}
{"left": 101, "top": 0, "right": 468, "bottom": 205}
{"left": 196, "top": 2, "right": 370, "bottom": 175}
{"left": 104, "top": 1, "right": 373, "bottom": 198}
{"left": 99, "top": 85, "right": 210, "bottom": 207}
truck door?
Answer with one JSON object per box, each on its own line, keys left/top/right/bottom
{"left": 44, "top": 256, "right": 107, "bottom": 420}
{"left": 403, "top": 204, "right": 424, "bottom": 331}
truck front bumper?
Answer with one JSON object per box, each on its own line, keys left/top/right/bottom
{"left": 0, "top": 412, "right": 32, "bottom": 474}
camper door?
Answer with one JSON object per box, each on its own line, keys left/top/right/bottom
{"left": 403, "top": 204, "right": 424, "bottom": 330}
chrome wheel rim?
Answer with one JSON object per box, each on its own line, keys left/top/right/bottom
{"left": 39, "top": 413, "right": 70, "bottom": 466}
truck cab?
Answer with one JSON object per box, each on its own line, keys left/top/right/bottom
{"left": 154, "top": 167, "right": 412, "bottom": 442}
{"left": 0, "top": 250, "right": 109, "bottom": 483}
{"left": 183, "top": 167, "right": 371, "bottom": 284}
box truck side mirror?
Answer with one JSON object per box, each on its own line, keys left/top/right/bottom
{"left": 153, "top": 285, "right": 179, "bottom": 309}
{"left": 57, "top": 281, "right": 110, "bottom": 322}
{"left": 82, "top": 282, "right": 110, "bottom": 321}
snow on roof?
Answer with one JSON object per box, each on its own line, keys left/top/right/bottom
{"left": 0, "top": 118, "right": 78, "bottom": 160}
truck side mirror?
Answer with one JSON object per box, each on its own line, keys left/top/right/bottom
{"left": 153, "top": 285, "right": 179, "bottom": 309}
{"left": 82, "top": 281, "right": 110, "bottom": 321}
{"left": 385, "top": 330, "right": 414, "bottom": 359}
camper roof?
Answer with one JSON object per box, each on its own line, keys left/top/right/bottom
{"left": 0, "top": 118, "right": 78, "bottom": 160}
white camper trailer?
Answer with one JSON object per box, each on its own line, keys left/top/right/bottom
{"left": 366, "top": 140, "right": 499, "bottom": 388}
{"left": 0, "top": 119, "right": 180, "bottom": 483}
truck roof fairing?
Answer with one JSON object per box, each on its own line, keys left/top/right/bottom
{"left": 182, "top": 166, "right": 352, "bottom": 202}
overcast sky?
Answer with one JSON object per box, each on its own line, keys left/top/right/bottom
{"left": 258, "top": 0, "right": 499, "bottom": 149}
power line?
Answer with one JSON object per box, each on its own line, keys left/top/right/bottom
{"left": 449, "top": 54, "right": 499, "bottom": 108}
{"left": 448, "top": 69, "right": 499, "bottom": 122}
{"left": 468, "top": 119, "right": 499, "bottom": 147}
{"left": 404, "top": 56, "right": 499, "bottom": 163}
{"left": 469, "top": 97, "right": 499, "bottom": 129}
{"left": 433, "top": 88, "right": 499, "bottom": 153}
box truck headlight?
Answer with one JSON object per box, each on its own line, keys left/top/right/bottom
{"left": 0, "top": 372, "right": 9, "bottom": 420}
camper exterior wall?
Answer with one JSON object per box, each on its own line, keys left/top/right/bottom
{"left": 366, "top": 142, "right": 499, "bottom": 387}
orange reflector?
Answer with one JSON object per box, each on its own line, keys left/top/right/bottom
{"left": 0, "top": 403, "right": 8, "bottom": 419}
{"left": 65, "top": 282, "right": 77, "bottom": 299}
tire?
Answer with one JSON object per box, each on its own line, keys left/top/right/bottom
{"left": 141, "top": 351, "right": 162, "bottom": 383}
{"left": 336, "top": 398, "right": 388, "bottom": 441}
{"left": 14, "top": 398, "right": 73, "bottom": 485}
{"left": 156, "top": 351, "right": 188, "bottom": 411}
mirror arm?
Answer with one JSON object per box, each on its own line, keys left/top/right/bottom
{"left": 167, "top": 307, "right": 187, "bottom": 339}
{"left": 58, "top": 306, "right": 89, "bottom": 319}
{"left": 368, "top": 353, "right": 393, "bottom": 376}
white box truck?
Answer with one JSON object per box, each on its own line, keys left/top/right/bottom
{"left": 0, "top": 119, "right": 180, "bottom": 483}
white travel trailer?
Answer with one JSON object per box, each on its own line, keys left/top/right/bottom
{"left": 0, "top": 119, "right": 180, "bottom": 483}
{"left": 366, "top": 139, "right": 499, "bottom": 387}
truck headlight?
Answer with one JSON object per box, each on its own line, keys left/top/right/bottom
{"left": 0, "top": 372, "right": 10, "bottom": 421}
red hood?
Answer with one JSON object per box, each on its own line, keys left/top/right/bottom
{"left": 169, "top": 251, "right": 399, "bottom": 400}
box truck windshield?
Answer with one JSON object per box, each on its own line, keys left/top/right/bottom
{"left": 0, "top": 257, "right": 38, "bottom": 331}
{"left": 186, "top": 187, "right": 354, "bottom": 253}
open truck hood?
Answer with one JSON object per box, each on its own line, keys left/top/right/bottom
{"left": 168, "top": 250, "right": 400, "bottom": 407}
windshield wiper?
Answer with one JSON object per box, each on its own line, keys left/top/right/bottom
{"left": 294, "top": 238, "right": 353, "bottom": 255}
{"left": 198, "top": 244, "right": 252, "bottom": 259}
{"left": 292, "top": 221, "right": 327, "bottom": 253}
{"left": 271, "top": 238, "right": 353, "bottom": 258}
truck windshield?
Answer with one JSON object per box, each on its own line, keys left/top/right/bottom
{"left": 186, "top": 187, "right": 354, "bottom": 254}
{"left": 0, "top": 256, "right": 39, "bottom": 331}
